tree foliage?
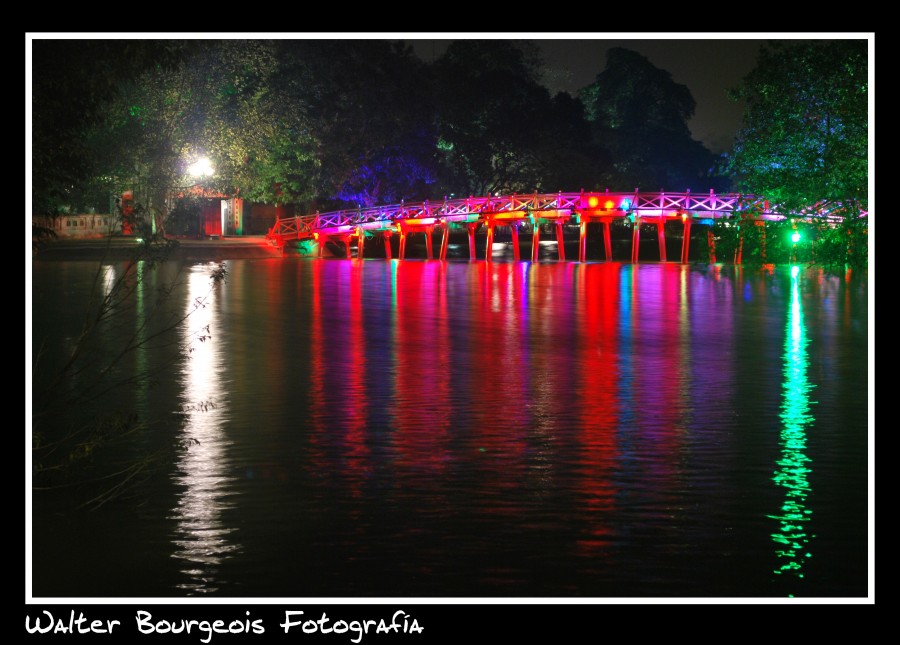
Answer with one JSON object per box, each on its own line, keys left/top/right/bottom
{"left": 30, "top": 40, "right": 191, "bottom": 216}
{"left": 433, "top": 41, "right": 597, "bottom": 196}
{"left": 92, "top": 40, "right": 318, "bottom": 231}
{"left": 277, "top": 40, "right": 438, "bottom": 209}
{"left": 724, "top": 40, "right": 868, "bottom": 213}
{"left": 33, "top": 39, "right": 768, "bottom": 219}
{"left": 579, "top": 47, "right": 721, "bottom": 191}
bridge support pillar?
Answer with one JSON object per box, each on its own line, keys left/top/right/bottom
{"left": 555, "top": 221, "right": 566, "bottom": 261}
{"left": 758, "top": 220, "right": 767, "bottom": 263}
{"left": 440, "top": 222, "right": 449, "bottom": 260}
{"left": 603, "top": 220, "right": 613, "bottom": 261}
{"left": 383, "top": 231, "right": 392, "bottom": 260}
{"left": 511, "top": 223, "right": 520, "bottom": 261}
{"left": 680, "top": 218, "right": 692, "bottom": 264}
{"left": 707, "top": 228, "right": 716, "bottom": 263}
{"left": 399, "top": 230, "right": 407, "bottom": 260}
{"left": 315, "top": 233, "right": 324, "bottom": 258}
{"left": 425, "top": 225, "right": 434, "bottom": 260}
{"left": 485, "top": 223, "right": 495, "bottom": 262}
{"left": 631, "top": 217, "right": 641, "bottom": 263}
{"left": 356, "top": 228, "right": 365, "bottom": 259}
{"left": 657, "top": 218, "right": 667, "bottom": 262}
{"left": 468, "top": 223, "right": 477, "bottom": 261}
{"left": 578, "top": 220, "right": 587, "bottom": 262}
{"left": 531, "top": 222, "right": 541, "bottom": 262}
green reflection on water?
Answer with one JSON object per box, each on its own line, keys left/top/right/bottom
{"left": 769, "top": 267, "right": 816, "bottom": 595}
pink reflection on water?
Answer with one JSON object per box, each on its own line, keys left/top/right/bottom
{"left": 305, "top": 260, "right": 373, "bottom": 499}
{"left": 343, "top": 260, "right": 370, "bottom": 497}
{"left": 391, "top": 261, "right": 453, "bottom": 476}
{"left": 466, "top": 262, "right": 531, "bottom": 518}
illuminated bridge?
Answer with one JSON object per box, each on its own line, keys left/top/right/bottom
{"left": 266, "top": 190, "right": 860, "bottom": 263}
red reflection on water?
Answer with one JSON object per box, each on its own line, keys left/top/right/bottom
{"left": 573, "top": 264, "right": 621, "bottom": 554}
{"left": 466, "top": 262, "right": 530, "bottom": 517}
{"left": 524, "top": 263, "right": 577, "bottom": 435}
{"left": 309, "top": 259, "right": 325, "bottom": 435}
{"left": 391, "top": 261, "right": 453, "bottom": 476}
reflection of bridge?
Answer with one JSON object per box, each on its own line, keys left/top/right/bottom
{"left": 266, "top": 191, "right": 858, "bottom": 263}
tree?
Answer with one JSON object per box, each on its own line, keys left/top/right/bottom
{"left": 433, "top": 41, "right": 568, "bottom": 196}
{"left": 724, "top": 40, "right": 868, "bottom": 213}
{"left": 274, "top": 40, "right": 439, "bottom": 210}
{"left": 30, "top": 40, "right": 191, "bottom": 216}
{"left": 527, "top": 91, "right": 607, "bottom": 193}
{"left": 47, "top": 40, "right": 325, "bottom": 236}
{"left": 95, "top": 40, "right": 317, "bottom": 235}
{"left": 579, "top": 47, "right": 720, "bottom": 191}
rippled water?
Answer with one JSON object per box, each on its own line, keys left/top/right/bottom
{"left": 29, "top": 258, "right": 870, "bottom": 599}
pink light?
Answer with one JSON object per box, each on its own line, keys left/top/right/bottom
{"left": 402, "top": 218, "right": 436, "bottom": 226}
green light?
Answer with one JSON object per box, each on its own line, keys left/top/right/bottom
{"left": 791, "top": 232, "right": 801, "bottom": 243}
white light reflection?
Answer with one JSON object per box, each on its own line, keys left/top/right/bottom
{"left": 170, "top": 264, "right": 240, "bottom": 594}
{"left": 101, "top": 264, "right": 117, "bottom": 297}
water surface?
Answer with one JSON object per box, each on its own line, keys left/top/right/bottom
{"left": 29, "top": 259, "right": 870, "bottom": 599}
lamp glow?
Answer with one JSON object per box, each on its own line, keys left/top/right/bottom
{"left": 188, "top": 157, "right": 214, "bottom": 177}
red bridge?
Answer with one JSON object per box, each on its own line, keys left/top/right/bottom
{"left": 266, "top": 190, "right": 861, "bottom": 263}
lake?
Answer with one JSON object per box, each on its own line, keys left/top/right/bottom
{"left": 29, "top": 257, "right": 871, "bottom": 599}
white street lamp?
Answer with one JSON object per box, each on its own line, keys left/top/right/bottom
{"left": 188, "top": 157, "right": 214, "bottom": 178}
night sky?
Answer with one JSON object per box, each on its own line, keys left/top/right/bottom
{"left": 410, "top": 37, "right": 768, "bottom": 154}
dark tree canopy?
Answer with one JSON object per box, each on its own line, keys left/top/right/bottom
{"left": 432, "top": 41, "right": 599, "bottom": 196}
{"left": 31, "top": 40, "right": 193, "bottom": 215}
{"left": 725, "top": 40, "right": 868, "bottom": 212}
{"left": 432, "top": 41, "right": 551, "bottom": 196}
{"left": 278, "top": 40, "right": 438, "bottom": 209}
{"left": 579, "top": 47, "right": 721, "bottom": 192}
{"left": 32, "top": 39, "right": 760, "bottom": 222}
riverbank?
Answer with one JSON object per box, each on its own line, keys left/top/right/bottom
{"left": 32, "top": 235, "right": 285, "bottom": 262}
